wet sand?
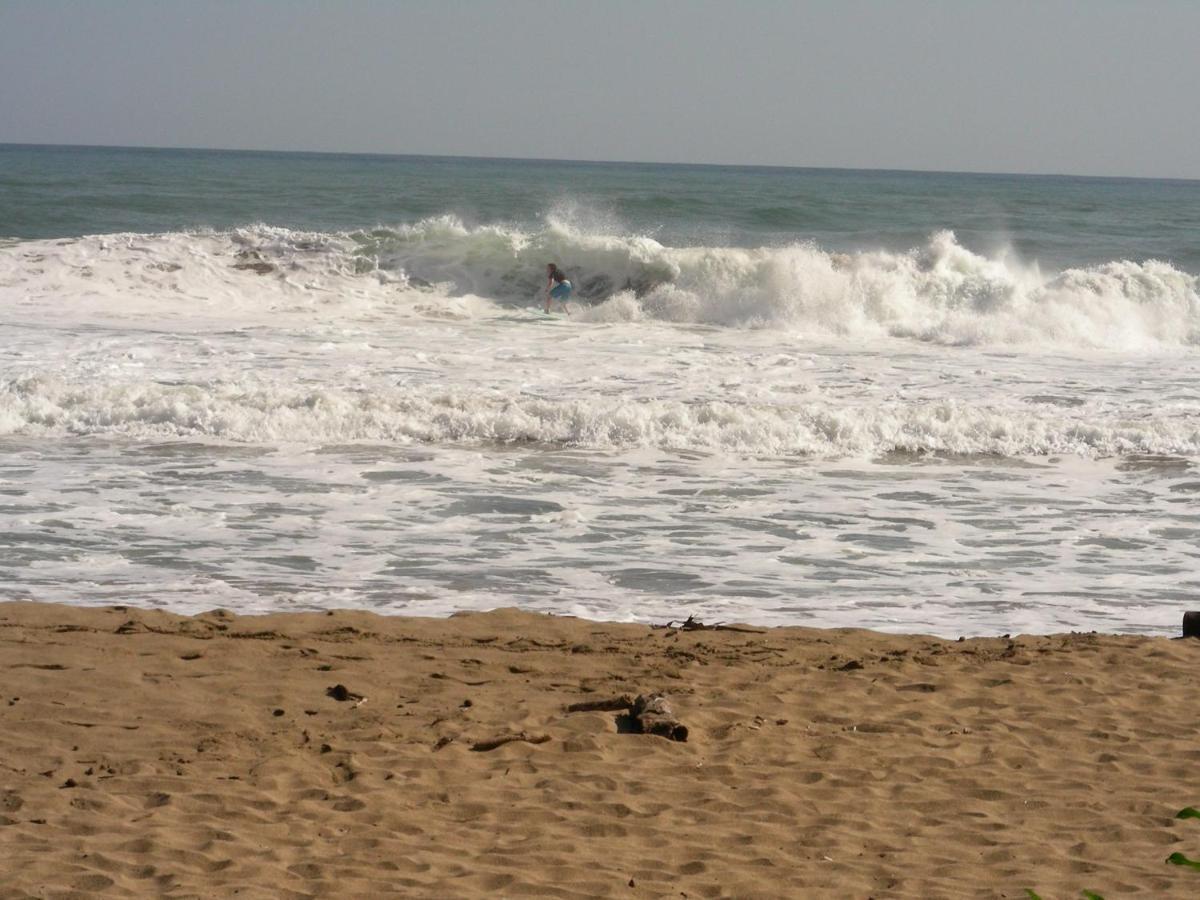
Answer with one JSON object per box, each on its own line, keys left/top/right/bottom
{"left": 1, "top": 601, "right": 1198, "bottom": 898}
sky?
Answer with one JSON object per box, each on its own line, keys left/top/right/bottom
{"left": 1, "top": 0, "right": 1198, "bottom": 179}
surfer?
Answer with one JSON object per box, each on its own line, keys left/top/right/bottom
{"left": 545, "top": 263, "right": 572, "bottom": 313}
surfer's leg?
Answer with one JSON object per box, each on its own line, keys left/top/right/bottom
{"left": 549, "top": 282, "right": 571, "bottom": 312}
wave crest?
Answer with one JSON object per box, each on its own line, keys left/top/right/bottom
{"left": 3, "top": 219, "right": 1197, "bottom": 349}
{"left": 4, "top": 374, "right": 1198, "bottom": 458}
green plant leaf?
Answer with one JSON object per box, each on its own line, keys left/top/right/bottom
{"left": 1167, "top": 851, "right": 1200, "bottom": 870}
{"left": 1024, "top": 891, "right": 1043, "bottom": 900}
{"left": 1176, "top": 807, "right": 1200, "bottom": 820}
{"left": 1081, "top": 891, "right": 1105, "bottom": 899}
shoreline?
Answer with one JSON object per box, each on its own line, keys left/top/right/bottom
{"left": 2, "top": 593, "right": 1185, "bottom": 642}
{"left": 2, "top": 600, "right": 1198, "bottom": 897}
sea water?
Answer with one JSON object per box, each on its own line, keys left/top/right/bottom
{"left": 2, "top": 144, "right": 1199, "bottom": 635}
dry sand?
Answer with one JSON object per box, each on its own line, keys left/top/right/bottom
{"left": 2, "top": 601, "right": 1199, "bottom": 899}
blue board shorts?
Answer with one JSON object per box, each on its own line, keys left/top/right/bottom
{"left": 550, "top": 280, "right": 572, "bottom": 300}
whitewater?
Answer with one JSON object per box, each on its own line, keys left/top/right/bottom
{"left": 2, "top": 148, "right": 1199, "bottom": 636}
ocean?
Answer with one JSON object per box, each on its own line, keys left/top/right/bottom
{"left": 2, "top": 143, "right": 1199, "bottom": 636}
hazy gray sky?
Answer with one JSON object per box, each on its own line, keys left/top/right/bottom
{"left": 2, "top": 0, "right": 1197, "bottom": 178}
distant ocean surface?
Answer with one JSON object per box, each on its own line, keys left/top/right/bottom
{"left": 2, "top": 143, "right": 1199, "bottom": 635}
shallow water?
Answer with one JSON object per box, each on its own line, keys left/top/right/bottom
{"left": 3, "top": 429, "right": 1197, "bottom": 635}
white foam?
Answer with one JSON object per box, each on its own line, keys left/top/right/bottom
{"left": 3, "top": 372, "right": 1199, "bottom": 458}
{"left": 3, "top": 222, "right": 1198, "bottom": 460}
{"left": 3, "top": 222, "right": 1196, "bottom": 349}
{"left": 4, "top": 222, "right": 1199, "bottom": 636}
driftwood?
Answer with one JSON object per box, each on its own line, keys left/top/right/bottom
{"left": 630, "top": 694, "right": 688, "bottom": 742}
{"left": 470, "top": 731, "right": 551, "bottom": 752}
{"left": 657, "top": 615, "right": 765, "bottom": 635}
{"left": 564, "top": 694, "right": 634, "bottom": 713}
{"left": 565, "top": 693, "right": 688, "bottom": 742}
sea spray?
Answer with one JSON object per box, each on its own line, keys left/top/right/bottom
{"left": 4, "top": 222, "right": 1195, "bottom": 350}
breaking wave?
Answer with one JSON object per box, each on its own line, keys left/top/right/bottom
{"left": 3, "top": 374, "right": 1198, "bottom": 458}
{"left": 2, "top": 219, "right": 1198, "bottom": 350}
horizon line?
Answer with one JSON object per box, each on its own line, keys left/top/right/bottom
{"left": 2, "top": 141, "right": 1197, "bottom": 185}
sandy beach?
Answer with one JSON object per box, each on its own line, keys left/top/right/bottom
{"left": 0, "top": 602, "right": 1197, "bottom": 898}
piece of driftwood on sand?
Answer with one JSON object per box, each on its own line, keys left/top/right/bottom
{"left": 470, "top": 731, "right": 551, "bottom": 752}
{"left": 566, "top": 693, "right": 688, "bottom": 742}
{"left": 656, "top": 614, "right": 766, "bottom": 634}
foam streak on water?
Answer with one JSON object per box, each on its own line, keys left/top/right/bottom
{"left": 1, "top": 220, "right": 1198, "bottom": 636}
